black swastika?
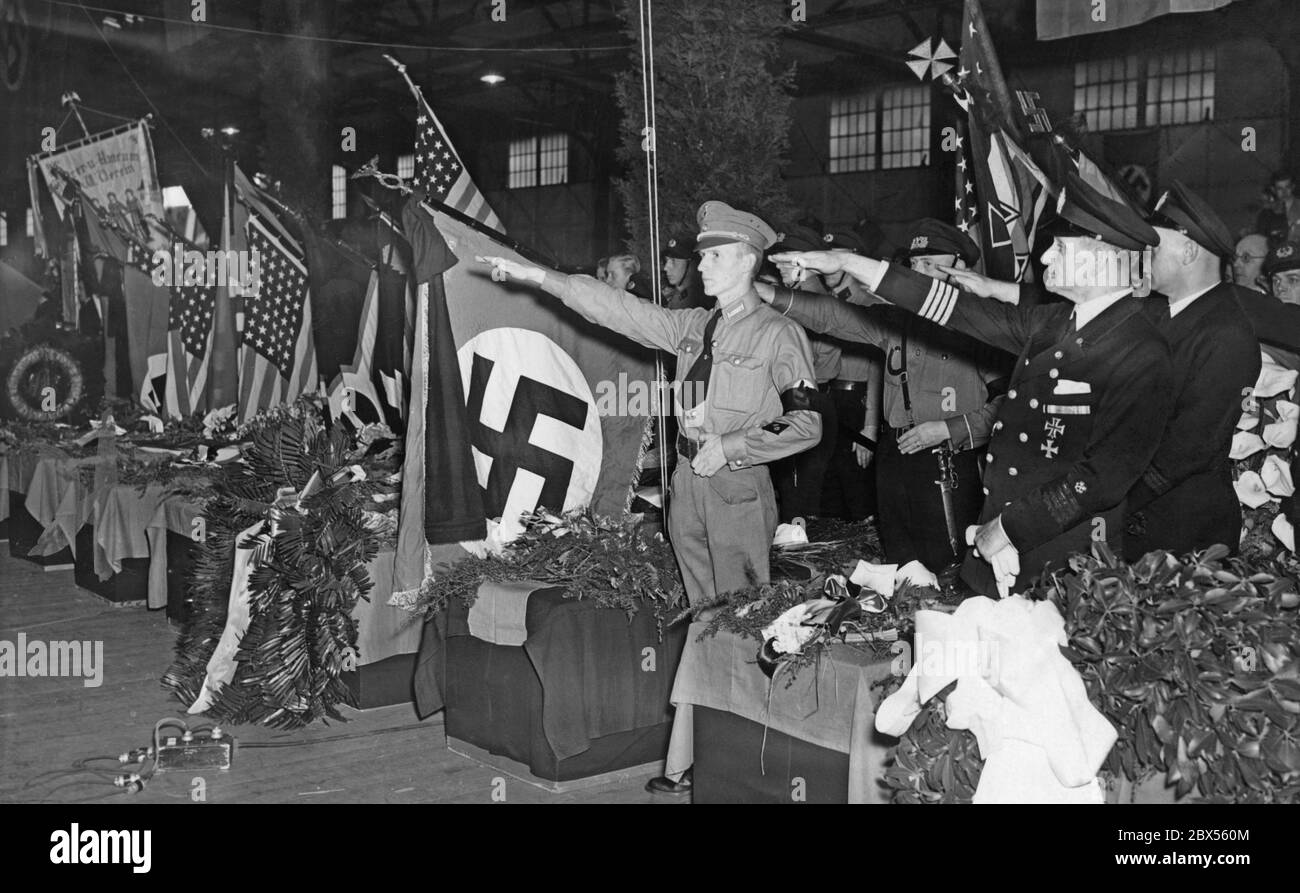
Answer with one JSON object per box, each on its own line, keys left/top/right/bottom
{"left": 465, "top": 352, "right": 589, "bottom": 518}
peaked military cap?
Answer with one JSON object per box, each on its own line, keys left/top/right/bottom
{"left": 696, "top": 201, "right": 778, "bottom": 251}
{"left": 905, "top": 218, "right": 981, "bottom": 265}
{"left": 1149, "top": 180, "right": 1236, "bottom": 258}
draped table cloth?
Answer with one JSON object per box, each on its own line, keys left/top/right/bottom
{"left": 664, "top": 623, "right": 899, "bottom": 803}
{"left": 418, "top": 586, "right": 688, "bottom": 783}
{"left": 145, "top": 492, "right": 206, "bottom": 612}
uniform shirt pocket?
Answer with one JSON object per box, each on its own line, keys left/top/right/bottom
{"left": 706, "top": 470, "right": 759, "bottom": 506}
{"left": 1042, "top": 393, "right": 1093, "bottom": 416}
{"left": 711, "top": 352, "right": 766, "bottom": 413}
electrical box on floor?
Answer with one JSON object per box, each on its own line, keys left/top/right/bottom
{"left": 154, "top": 730, "right": 235, "bottom": 772}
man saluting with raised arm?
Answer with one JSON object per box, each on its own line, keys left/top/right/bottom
{"left": 479, "top": 201, "right": 822, "bottom": 608}
{"left": 771, "top": 175, "right": 1175, "bottom": 598}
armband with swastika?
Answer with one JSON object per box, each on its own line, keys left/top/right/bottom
{"left": 780, "top": 386, "right": 821, "bottom": 413}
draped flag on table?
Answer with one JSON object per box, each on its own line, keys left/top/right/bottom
{"left": 1036, "top": 0, "right": 1237, "bottom": 41}
{"left": 409, "top": 197, "right": 655, "bottom": 543}
{"left": 949, "top": 0, "right": 1051, "bottom": 282}
{"left": 388, "top": 67, "right": 653, "bottom": 617}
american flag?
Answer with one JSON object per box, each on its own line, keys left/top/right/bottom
{"left": 950, "top": 0, "right": 1050, "bottom": 282}
{"left": 237, "top": 212, "right": 318, "bottom": 421}
{"left": 164, "top": 274, "right": 216, "bottom": 417}
{"left": 412, "top": 88, "right": 504, "bottom": 233}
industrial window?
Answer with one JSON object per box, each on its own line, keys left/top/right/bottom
{"left": 538, "top": 134, "right": 568, "bottom": 186}
{"left": 1074, "top": 49, "right": 1214, "bottom": 131}
{"left": 878, "top": 85, "right": 931, "bottom": 170}
{"left": 508, "top": 134, "right": 568, "bottom": 189}
{"left": 1146, "top": 47, "right": 1215, "bottom": 125}
{"left": 331, "top": 165, "right": 347, "bottom": 220}
{"left": 0, "top": 212, "right": 7, "bottom": 246}
{"left": 829, "top": 85, "right": 930, "bottom": 173}
{"left": 829, "top": 94, "right": 875, "bottom": 173}
{"left": 1074, "top": 55, "right": 1140, "bottom": 131}
{"left": 397, "top": 153, "right": 415, "bottom": 182}
{"left": 26, "top": 208, "right": 34, "bottom": 237}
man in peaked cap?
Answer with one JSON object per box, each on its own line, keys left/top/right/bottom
{"left": 480, "top": 201, "right": 823, "bottom": 794}
{"left": 766, "top": 224, "right": 844, "bottom": 523}
{"left": 1117, "top": 181, "right": 1262, "bottom": 560}
{"left": 1264, "top": 240, "right": 1300, "bottom": 306}
{"left": 812, "top": 228, "right": 885, "bottom": 524}
{"left": 771, "top": 173, "right": 1175, "bottom": 598}
{"left": 760, "top": 218, "right": 1010, "bottom": 573}
{"left": 661, "top": 233, "right": 704, "bottom": 309}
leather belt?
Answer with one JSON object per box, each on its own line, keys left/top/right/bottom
{"left": 677, "top": 434, "right": 702, "bottom": 460}
{"left": 829, "top": 379, "right": 868, "bottom": 392}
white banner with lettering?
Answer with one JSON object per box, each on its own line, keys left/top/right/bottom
{"left": 34, "top": 121, "right": 168, "bottom": 252}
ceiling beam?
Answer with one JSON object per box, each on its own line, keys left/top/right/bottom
{"left": 799, "top": 0, "right": 960, "bottom": 32}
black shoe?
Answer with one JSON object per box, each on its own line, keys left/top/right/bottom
{"left": 645, "top": 768, "right": 692, "bottom": 796}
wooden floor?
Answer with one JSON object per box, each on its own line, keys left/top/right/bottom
{"left": 0, "top": 547, "right": 680, "bottom": 805}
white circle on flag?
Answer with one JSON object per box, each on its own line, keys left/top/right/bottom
{"left": 457, "top": 327, "right": 602, "bottom": 520}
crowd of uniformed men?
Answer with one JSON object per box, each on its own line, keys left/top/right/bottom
{"left": 481, "top": 172, "right": 1300, "bottom": 793}
{"left": 485, "top": 173, "right": 1300, "bottom": 605}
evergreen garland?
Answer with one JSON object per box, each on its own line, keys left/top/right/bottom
{"left": 881, "top": 544, "right": 1300, "bottom": 804}
{"left": 613, "top": 0, "right": 797, "bottom": 256}
{"left": 163, "top": 410, "right": 381, "bottom": 728}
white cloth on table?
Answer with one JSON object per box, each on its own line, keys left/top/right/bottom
{"left": 876, "top": 595, "right": 1115, "bottom": 804}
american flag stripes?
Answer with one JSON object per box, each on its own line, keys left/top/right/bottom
{"left": 411, "top": 87, "right": 504, "bottom": 233}
{"left": 237, "top": 212, "right": 318, "bottom": 422}
{"left": 164, "top": 274, "right": 216, "bottom": 417}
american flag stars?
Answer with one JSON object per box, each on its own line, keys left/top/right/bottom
{"left": 414, "top": 113, "right": 463, "bottom": 199}
{"left": 244, "top": 216, "right": 306, "bottom": 375}
{"left": 169, "top": 277, "right": 215, "bottom": 359}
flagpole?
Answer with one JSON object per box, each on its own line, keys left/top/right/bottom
{"left": 636, "top": 0, "right": 671, "bottom": 529}
{"left": 350, "top": 160, "right": 559, "bottom": 269}
{"left": 207, "top": 134, "right": 240, "bottom": 411}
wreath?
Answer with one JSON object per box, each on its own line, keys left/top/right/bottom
{"left": 4, "top": 344, "right": 85, "bottom": 422}
{"left": 163, "top": 408, "right": 383, "bottom": 727}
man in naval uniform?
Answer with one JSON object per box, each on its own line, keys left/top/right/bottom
{"left": 1120, "top": 182, "right": 1261, "bottom": 559}
{"left": 772, "top": 174, "right": 1175, "bottom": 598}
{"left": 761, "top": 219, "right": 1009, "bottom": 574}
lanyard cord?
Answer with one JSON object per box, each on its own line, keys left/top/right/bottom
{"left": 637, "top": 0, "right": 671, "bottom": 523}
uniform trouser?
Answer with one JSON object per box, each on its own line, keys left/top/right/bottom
{"left": 772, "top": 390, "right": 837, "bottom": 522}
{"left": 820, "top": 388, "right": 877, "bottom": 522}
{"left": 667, "top": 460, "right": 779, "bottom": 607}
{"left": 876, "top": 428, "right": 984, "bottom": 570}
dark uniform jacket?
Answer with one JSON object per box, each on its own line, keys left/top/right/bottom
{"left": 853, "top": 263, "right": 1175, "bottom": 595}
{"left": 771, "top": 288, "right": 1008, "bottom": 450}
{"left": 1124, "top": 283, "right": 1261, "bottom": 559}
